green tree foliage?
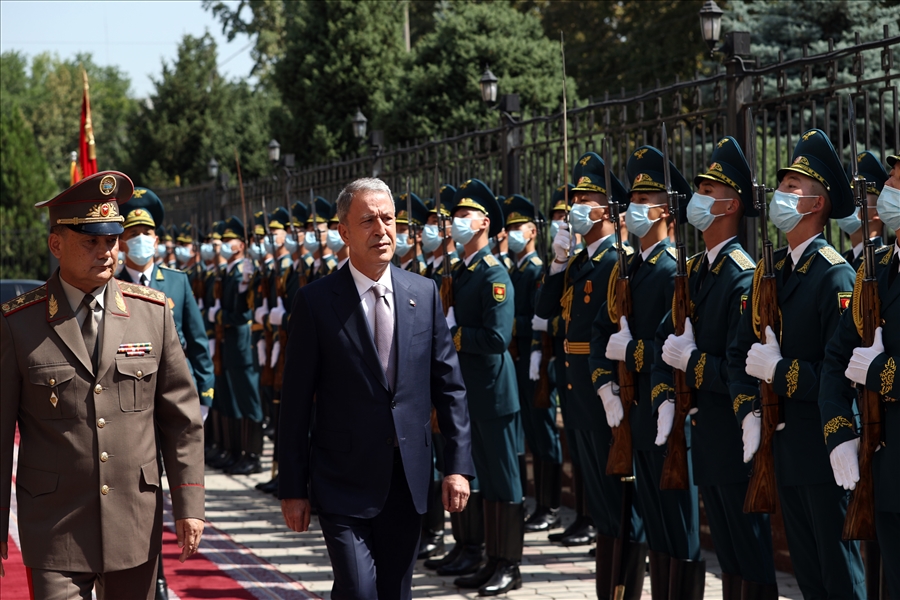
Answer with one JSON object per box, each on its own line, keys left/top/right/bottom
{"left": 128, "top": 33, "right": 278, "bottom": 188}
{"left": 0, "top": 51, "right": 137, "bottom": 190}
{"left": 273, "top": 0, "right": 406, "bottom": 166}
{"left": 383, "top": 1, "right": 575, "bottom": 141}
{"left": 202, "top": 0, "right": 287, "bottom": 81}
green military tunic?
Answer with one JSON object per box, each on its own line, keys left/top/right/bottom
{"left": 217, "top": 259, "right": 262, "bottom": 422}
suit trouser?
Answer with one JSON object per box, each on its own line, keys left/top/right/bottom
{"left": 875, "top": 509, "right": 900, "bottom": 597}
{"left": 570, "top": 428, "right": 643, "bottom": 541}
{"left": 700, "top": 482, "right": 776, "bottom": 584}
{"left": 778, "top": 482, "right": 865, "bottom": 600}
{"left": 317, "top": 448, "right": 423, "bottom": 600}
{"left": 30, "top": 556, "right": 158, "bottom": 600}
{"left": 633, "top": 443, "right": 700, "bottom": 560}
{"left": 515, "top": 358, "right": 562, "bottom": 464}
{"left": 470, "top": 412, "right": 522, "bottom": 503}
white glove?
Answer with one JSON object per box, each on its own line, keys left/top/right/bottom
{"left": 269, "top": 297, "right": 286, "bottom": 327}
{"left": 552, "top": 223, "right": 571, "bottom": 263}
{"left": 199, "top": 404, "right": 210, "bottom": 423}
{"left": 605, "top": 316, "right": 632, "bottom": 362}
{"left": 598, "top": 382, "right": 624, "bottom": 428}
{"left": 845, "top": 327, "right": 885, "bottom": 386}
{"left": 254, "top": 298, "right": 270, "bottom": 326}
{"left": 208, "top": 339, "right": 216, "bottom": 358}
{"left": 741, "top": 412, "right": 761, "bottom": 463}
{"left": 830, "top": 438, "right": 860, "bottom": 490}
{"left": 445, "top": 306, "right": 457, "bottom": 331}
{"left": 241, "top": 258, "right": 254, "bottom": 284}
{"left": 745, "top": 326, "right": 782, "bottom": 383}
{"left": 207, "top": 299, "right": 221, "bottom": 323}
{"left": 197, "top": 298, "right": 204, "bottom": 311}
{"left": 655, "top": 401, "right": 675, "bottom": 446}
{"left": 662, "top": 317, "right": 697, "bottom": 373}
{"left": 529, "top": 351, "right": 542, "bottom": 381}
{"left": 269, "top": 340, "right": 281, "bottom": 368}
{"left": 532, "top": 315, "right": 549, "bottom": 332}
{"left": 257, "top": 339, "right": 267, "bottom": 366}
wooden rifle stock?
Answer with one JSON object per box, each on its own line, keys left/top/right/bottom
{"left": 534, "top": 332, "right": 553, "bottom": 409}
{"left": 607, "top": 276, "right": 635, "bottom": 477}
{"left": 842, "top": 275, "right": 882, "bottom": 540}
{"left": 659, "top": 272, "right": 693, "bottom": 490}
{"left": 743, "top": 272, "right": 781, "bottom": 514}
{"left": 259, "top": 262, "right": 275, "bottom": 387}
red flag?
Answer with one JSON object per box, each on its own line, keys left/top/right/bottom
{"left": 79, "top": 68, "right": 97, "bottom": 177}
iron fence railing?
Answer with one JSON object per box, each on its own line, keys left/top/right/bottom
{"left": 157, "top": 28, "right": 898, "bottom": 259}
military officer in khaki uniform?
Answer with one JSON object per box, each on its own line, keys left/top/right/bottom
{"left": 0, "top": 171, "right": 205, "bottom": 599}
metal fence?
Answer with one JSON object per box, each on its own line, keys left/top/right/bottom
{"left": 160, "top": 28, "right": 899, "bottom": 258}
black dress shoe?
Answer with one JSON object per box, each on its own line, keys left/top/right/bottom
{"left": 524, "top": 506, "right": 561, "bottom": 532}
{"left": 206, "top": 448, "right": 232, "bottom": 469}
{"left": 548, "top": 514, "right": 586, "bottom": 542}
{"left": 478, "top": 559, "right": 522, "bottom": 596}
{"left": 560, "top": 521, "right": 596, "bottom": 546}
{"left": 417, "top": 532, "right": 445, "bottom": 560}
{"left": 155, "top": 577, "right": 169, "bottom": 600}
{"left": 424, "top": 543, "right": 462, "bottom": 570}
{"left": 255, "top": 476, "right": 279, "bottom": 494}
{"left": 589, "top": 546, "right": 596, "bottom": 558}
{"left": 229, "top": 455, "right": 263, "bottom": 475}
{"left": 437, "top": 544, "right": 485, "bottom": 577}
{"left": 453, "top": 557, "right": 497, "bottom": 588}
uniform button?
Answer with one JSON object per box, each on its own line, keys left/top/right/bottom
{"left": 94, "top": 384, "right": 102, "bottom": 394}
{"left": 100, "top": 452, "right": 109, "bottom": 462}
{"left": 386, "top": 437, "right": 393, "bottom": 446}
{"left": 565, "top": 361, "right": 570, "bottom": 367}
{"left": 567, "top": 383, "right": 573, "bottom": 390}
{"left": 691, "top": 419, "right": 697, "bottom": 427}
{"left": 136, "top": 370, "right": 143, "bottom": 379}
{"left": 49, "top": 378, "right": 56, "bottom": 386}
{"left": 101, "top": 485, "right": 109, "bottom": 495}
{"left": 390, "top": 401, "right": 397, "bottom": 409}
{"left": 97, "top": 418, "right": 106, "bottom": 428}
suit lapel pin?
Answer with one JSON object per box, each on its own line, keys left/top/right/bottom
{"left": 409, "top": 299, "right": 416, "bottom": 307}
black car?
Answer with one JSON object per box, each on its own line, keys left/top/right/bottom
{"left": 0, "top": 279, "right": 44, "bottom": 305}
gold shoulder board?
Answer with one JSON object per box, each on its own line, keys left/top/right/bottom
{"left": 728, "top": 249, "right": 755, "bottom": 271}
{"left": 530, "top": 255, "right": 543, "bottom": 267}
{"left": 818, "top": 246, "right": 846, "bottom": 266}
{"left": 119, "top": 282, "right": 166, "bottom": 305}
{"left": 1, "top": 284, "right": 48, "bottom": 316}
{"left": 666, "top": 247, "right": 678, "bottom": 260}
{"left": 483, "top": 254, "right": 500, "bottom": 268}
{"left": 623, "top": 245, "right": 635, "bottom": 255}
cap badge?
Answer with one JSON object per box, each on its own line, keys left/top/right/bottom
{"left": 99, "top": 175, "right": 117, "bottom": 196}
{"left": 460, "top": 180, "right": 471, "bottom": 189}
{"left": 579, "top": 155, "right": 592, "bottom": 166}
{"left": 710, "top": 162, "right": 723, "bottom": 172}
{"left": 793, "top": 156, "right": 809, "bottom": 166}
{"left": 86, "top": 203, "right": 117, "bottom": 219}
{"left": 578, "top": 176, "right": 591, "bottom": 185}
{"left": 717, "top": 138, "right": 730, "bottom": 148}
{"left": 634, "top": 148, "right": 648, "bottom": 160}
{"left": 857, "top": 153, "right": 866, "bottom": 162}
{"left": 802, "top": 130, "right": 818, "bottom": 141}
{"left": 132, "top": 189, "right": 147, "bottom": 198}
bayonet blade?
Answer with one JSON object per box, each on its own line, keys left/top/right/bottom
{"left": 662, "top": 123, "right": 673, "bottom": 195}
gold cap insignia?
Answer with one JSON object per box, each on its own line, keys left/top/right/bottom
{"left": 802, "top": 130, "right": 818, "bottom": 141}
{"left": 717, "top": 138, "right": 730, "bottom": 148}
{"left": 579, "top": 155, "right": 592, "bottom": 166}
{"left": 99, "top": 175, "right": 117, "bottom": 196}
{"left": 132, "top": 188, "right": 147, "bottom": 198}
{"left": 634, "top": 148, "right": 648, "bottom": 159}
{"left": 578, "top": 176, "right": 591, "bottom": 185}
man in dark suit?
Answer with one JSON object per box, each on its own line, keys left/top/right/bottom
{"left": 278, "top": 177, "right": 474, "bottom": 600}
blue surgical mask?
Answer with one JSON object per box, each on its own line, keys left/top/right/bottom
{"left": 550, "top": 220, "right": 562, "bottom": 240}
{"left": 264, "top": 236, "right": 281, "bottom": 255}
{"left": 769, "top": 190, "right": 815, "bottom": 233}
{"left": 421, "top": 224, "right": 441, "bottom": 254}
{"left": 456, "top": 242, "right": 465, "bottom": 255}
{"left": 570, "top": 203, "right": 603, "bottom": 236}
{"left": 836, "top": 211, "right": 862, "bottom": 235}
{"left": 156, "top": 244, "right": 167, "bottom": 258}
{"left": 488, "top": 237, "right": 497, "bottom": 250}
{"left": 304, "top": 231, "right": 320, "bottom": 252}
{"left": 687, "top": 193, "right": 733, "bottom": 232}
{"left": 284, "top": 234, "right": 299, "bottom": 254}
{"left": 452, "top": 217, "right": 477, "bottom": 245}
{"left": 200, "top": 243, "right": 215, "bottom": 262}
{"left": 877, "top": 184, "right": 900, "bottom": 231}
{"left": 248, "top": 242, "right": 264, "bottom": 260}
{"left": 508, "top": 230, "right": 527, "bottom": 254}
{"left": 127, "top": 235, "right": 157, "bottom": 266}
{"left": 219, "top": 241, "right": 235, "bottom": 260}
{"left": 625, "top": 203, "right": 665, "bottom": 238}
{"left": 174, "top": 246, "right": 192, "bottom": 264}
{"left": 326, "top": 229, "right": 345, "bottom": 252}
{"left": 394, "top": 232, "right": 412, "bottom": 257}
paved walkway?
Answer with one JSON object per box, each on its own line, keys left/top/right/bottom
{"left": 189, "top": 444, "right": 804, "bottom": 599}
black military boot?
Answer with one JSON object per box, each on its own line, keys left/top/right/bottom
{"left": 615, "top": 540, "right": 649, "bottom": 600}
{"left": 454, "top": 500, "right": 498, "bottom": 588}
{"left": 740, "top": 580, "right": 778, "bottom": 600}
{"left": 210, "top": 416, "right": 240, "bottom": 469}
{"left": 425, "top": 511, "right": 462, "bottom": 570}
{"left": 438, "top": 492, "right": 485, "bottom": 576}
{"left": 525, "top": 461, "right": 561, "bottom": 532}
{"left": 478, "top": 501, "right": 524, "bottom": 596}
{"left": 595, "top": 534, "right": 616, "bottom": 600}
{"left": 721, "top": 573, "right": 742, "bottom": 600}
{"left": 648, "top": 550, "right": 671, "bottom": 600}
{"left": 256, "top": 474, "right": 279, "bottom": 494}
{"left": 518, "top": 454, "right": 529, "bottom": 504}
{"left": 417, "top": 480, "right": 446, "bottom": 559}
{"left": 230, "top": 419, "right": 263, "bottom": 475}
{"left": 667, "top": 557, "right": 706, "bottom": 600}
{"left": 155, "top": 553, "right": 168, "bottom": 600}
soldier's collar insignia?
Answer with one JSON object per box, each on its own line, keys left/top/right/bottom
{"left": 48, "top": 294, "right": 59, "bottom": 318}
{"left": 115, "top": 291, "right": 127, "bottom": 313}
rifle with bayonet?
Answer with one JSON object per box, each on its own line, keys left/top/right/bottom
{"left": 259, "top": 197, "right": 275, "bottom": 387}
{"left": 560, "top": 31, "right": 574, "bottom": 257}
{"left": 743, "top": 107, "right": 782, "bottom": 514}
{"left": 212, "top": 231, "right": 225, "bottom": 377}
{"left": 406, "top": 177, "right": 421, "bottom": 273}
{"left": 533, "top": 179, "right": 553, "bottom": 409}
{"left": 842, "top": 98, "right": 882, "bottom": 541}
{"left": 659, "top": 123, "right": 694, "bottom": 491}
{"left": 605, "top": 138, "right": 636, "bottom": 478}
{"left": 434, "top": 166, "right": 453, "bottom": 315}
{"left": 191, "top": 216, "right": 205, "bottom": 300}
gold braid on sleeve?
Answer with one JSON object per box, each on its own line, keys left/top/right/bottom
{"left": 823, "top": 416, "right": 854, "bottom": 443}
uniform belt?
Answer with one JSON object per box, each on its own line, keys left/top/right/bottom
{"left": 251, "top": 323, "right": 264, "bottom": 332}
{"left": 564, "top": 340, "right": 590, "bottom": 355}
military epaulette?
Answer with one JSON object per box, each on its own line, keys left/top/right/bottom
{"left": 623, "top": 244, "right": 635, "bottom": 255}
{"left": 450, "top": 256, "right": 461, "bottom": 265}
{"left": 483, "top": 254, "right": 500, "bottom": 268}
{"left": 1, "top": 284, "right": 47, "bottom": 316}
{"left": 665, "top": 247, "right": 678, "bottom": 260}
{"left": 728, "top": 249, "right": 755, "bottom": 271}
{"left": 818, "top": 246, "right": 846, "bottom": 266}
{"left": 119, "top": 282, "right": 166, "bottom": 305}
{"left": 159, "top": 264, "right": 182, "bottom": 272}
{"left": 530, "top": 255, "right": 543, "bottom": 267}
{"left": 303, "top": 255, "right": 314, "bottom": 266}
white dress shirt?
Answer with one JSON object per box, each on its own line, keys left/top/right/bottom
{"left": 348, "top": 259, "right": 395, "bottom": 340}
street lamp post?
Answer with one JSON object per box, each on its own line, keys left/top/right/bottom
{"left": 351, "top": 108, "right": 384, "bottom": 177}
{"left": 479, "top": 67, "right": 520, "bottom": 197}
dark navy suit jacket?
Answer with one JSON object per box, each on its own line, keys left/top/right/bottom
{"left": 278, "top": 262, "right": 474, "bottom": 517}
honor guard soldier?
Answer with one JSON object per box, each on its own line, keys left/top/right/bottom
{"left": 303, "top": 196, "right": 338, "bottom": 280}
{"left": 445, "top": 179, "right": 523, "bottom": 595}
{"left": 394, "top": 191, "right": 429, "bottom": 275}
{"left": 178, "top": 222, "right": 206, "bottom": 303}
{"left": 163, "top": 225, "right": 178, "bottom": 269}
{"left": 592, "top": 146, "right": 702, "bottom": 599}
{"left": 651, "top": 137, "right": 777, "bottom": 599}
{"left": 424, "top": 184, "right": 460, "bottom": 284}
{"left": 207, "top": 217, "right": 264, "bottom": 473}
{"left": 282, "top": 201, "right": 311, "bottom": 330}
{"left": 327, "top": 203, "right": 350, "bottom": 269}
{"left": 502, "top": 194, "right": 564, "bottom": 532}
{"left": 837, "top": 151, "right": 889, "bottom": 270}
{"left": 727, "top": 130, "right": 864, "bottom": 599}
{"left": 1, "top": 171, "right": 205, "bottom": 598}
{"left": 820, "top": 153, "right": 900, "bottom": 599}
